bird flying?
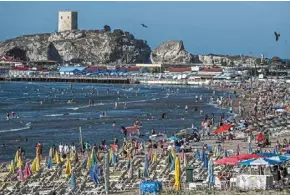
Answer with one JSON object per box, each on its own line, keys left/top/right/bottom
{"left": 274, "top": 32, "right": 280, "bottom": 41}
{"left": 141, "top": 24, "right": 148, "bottom": 28}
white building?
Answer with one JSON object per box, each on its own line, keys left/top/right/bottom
{"left": 58, "top": 11, "right": 78, "bottom": 32}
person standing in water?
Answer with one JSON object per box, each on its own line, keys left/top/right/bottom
{"left": 185, "top": 105, "right": 188, "bottom": 112}
{"left": 6, "top": 113, "right": 9, "bottom": 120}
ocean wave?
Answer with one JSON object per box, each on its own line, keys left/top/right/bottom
{"left": 44, "top": 114, "right": 64, "bottom": 117}
{"left": 0, "top": 123, "right": 31, "bottom": 133}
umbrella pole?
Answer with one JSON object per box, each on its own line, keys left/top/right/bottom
{"left": 104, "top": 152, "right": 110, "bottom": 194}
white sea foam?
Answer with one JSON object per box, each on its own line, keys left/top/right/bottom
{"left": 44, "top": 114, "right": 64, "bottom": 117}
{"left": 0, "top": 123, "right": 31, "bottom": 133}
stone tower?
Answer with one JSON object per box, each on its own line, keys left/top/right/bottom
{"left": 58, "top": 11, "right": 78, "bottom": 32}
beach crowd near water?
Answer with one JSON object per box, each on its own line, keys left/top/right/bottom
{"left": 0, "top": 78, "right": 290, "bottom": 195}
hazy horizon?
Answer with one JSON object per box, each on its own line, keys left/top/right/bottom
{"left": 0, "top": 1, "right": 289, "bottom": 59}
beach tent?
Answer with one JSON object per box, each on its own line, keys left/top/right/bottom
{"left": 239, "top": 158, "right": 281, "bottom": 166}
{"left": 214, "top": 124, "right": 231, "bottom": 134}
{"left": 173, "top": 157, "right": 181, "bottom": 190}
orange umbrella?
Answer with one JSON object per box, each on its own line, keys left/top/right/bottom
{"left": 214, "top": 124, "right": 231, "bottom": 134}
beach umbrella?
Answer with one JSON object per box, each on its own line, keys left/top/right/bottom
{"left": 152, "top": 151, "right": 157, "bottom": 163}
{"left": 236, "top": 144, "right": 240, "bottom": 156}
{"left": 91, "top": 151, "right": 98, "bottom": 165}
{"left": 195, "top": 149, "right": 201, "bottom": 161}
{"left": 258, "top": 152, "right": 276, "bottom": 158}
{"left": 273, "top": 147, "right": 278, "bottom": 155}
{"left": 14, "top": 150, "right": 19, "bottom": 165}
{"left": 256, "top": 132, "right": 265, "bottom": 143}
{"left": 24, "top": 162, "right": 32, "bottom": 178}
{"left": 170, "top": 154, "right": 175, "bottom": 171}
{"left": 65, "top": 158, "right": 72, "bottom": 176}
{"left": 143, "top": 154, "right": 149, "bottom": 178}
{"left": 202, "top": 151, "right": 208, "bottom": 169}
{"left": 248, "top": 143, "right": 252, "bottom": 154}
{"left": 47, "top": 156, "right": 53, "bottom": 169}
{"left": 168, "top": 136, "right": 181, "bottom": 141}
{"left": 224, "top": 149, "right": 228, "bottom": 158}
{"left": 208, "top": 159, "right": 215, "bottom": 186}
{"left": 17, "top": 168, "right": 25, "bottom": 182}
{"left": 239, "top": 158, "right": 281, "bottom": 166}
{"left": 89, "top": 163, "right": 99, "bottom": 184}
{"left": 268, "top": 156, "right": 288, "bottom": 163}
{"left": 184, "top": 154, "right": 187, "bottom": 167}
{"left": 214, "top": 157, "right": 239, "bottom": 165}
{"left": 213, "top": 146, "right": 218, "bottom": 157}
{"left": 112, "top": 152, "right": 117, "bottom": 165}
{"left": 127, "top": 158, "right": 131, "bottom": 169}
{"left": 9, "top": 160, "right": 15, "bottom": 174}
{"left": 70, "top": 172, "right": 76, "bottom": 190}
{"left": 109, "top": 148, "right": 113, "bottom": 163}
{"left": 16, "top": 156, "right": 23, "bottom": 169}
{"left": 173, "top": 157, "right": 181, "bottom": 190}
{"left": 53, "top": 152, "right": 60, "bottom": 164}
{"left": 214, "top": 124, "right": 231, "bottom": 134}
{"left": 281, "top": 146, "right": 290, "bottom": 151}
{"left": 31, "top": 156, "right": 40, "bottom": 172}
{"left": 86, "top": 156, "right": 92, "bottom": 169}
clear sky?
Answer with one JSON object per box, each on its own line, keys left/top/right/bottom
{"left": 0, "top": 1, "right": 289, "bottom": 58}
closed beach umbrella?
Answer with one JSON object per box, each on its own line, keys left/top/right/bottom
{"left": 53, "top": 152, "right": 60, "bottom": 164}
{"left": 91, "top": 151, "right": 98, "bottom": 165}
{"left": 17, "top": 156, "right": 23, "bottom": 169}
{"left": 236, "top": 144, "right": 240, "bottom": 156}
{"left": 273, "top": 147, "right": 278, "bottom": 155}
{"left": 184, "top": 154, "right": 187, "bottom": 167}
{"left": 89, "top": 163, "right": 99, "bottom": 184}
{"left": 47, "top": 156, "right": 53, "bottom": 169}
{"left": 195, "top": 149, "right": 201, "bottom": 161}
{"left": 24, "top": 162, "right": 32, "bottom": 178}
{"left": 202, "top": 151, "right": 208, "bottom": 169}
{"left": 14, "top": 150, "right": 19, "bottom": 165}
{"left": 9, "top": 160, "right": 15, "bottom": 174}
{"left": 224, "top": 149, "right": 228, "bottom": 158}
{"left": 143, "top": 154, "right": 149, "bottom": 178}
{"left": 70, "top": 172, "right": 76, "bottom": 190}
{"left": 248, "top": 143, "right": 252, "bottom": 154}
{"left": 65, "top": 158, "right": 72, "bottom": 175}
{"left": 49, "top": 147, "right": 54, "bottom": 158}
{"left": 87, "top": 156, "right": 92, "bottom": 169}
{"left": 173, "top": 157, "right": 181, "bottom": 190}
{"left": 208, "top": 159, "right": 215, "bottom": 186}
{"left": 152, "top": 151, "right": 157, "bottom": 163}
{"left": 17, "top": 168, "right": 25, "bottom": 182}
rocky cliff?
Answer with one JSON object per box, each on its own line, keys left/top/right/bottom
{"left": 0, "top": 29, "right": 151, "bottom": 64}
{"left": 150, "top": 40, "right": 200, "bottom": 64}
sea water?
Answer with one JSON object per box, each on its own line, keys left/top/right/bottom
{"left": 0, "top": 82, "right": 233, "bottom": 161}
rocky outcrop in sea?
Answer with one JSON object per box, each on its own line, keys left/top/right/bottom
{"left": 0, "top": 29, "right": 151, "bottom": 64}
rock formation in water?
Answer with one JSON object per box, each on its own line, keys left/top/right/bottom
{"left": 150, "top": 40, "right": 200, "bottom": 64}
{"left": 0, "top": 29, "right": 151, "bottom": 64}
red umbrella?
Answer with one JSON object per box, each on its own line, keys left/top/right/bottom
{"left": 214, "top": 157, "right": 239, "bottom": 165}
{"left": 281, "top": 146, "right": 290, "bottom": 151}
{"left": 214, "top": 124, "right": 231, "bottom": 134}
{"left": 230, "top": 154, "right": 262, "bottom": 161}
{"left": 256, "top": 132, "right": 264, "bottom": 142}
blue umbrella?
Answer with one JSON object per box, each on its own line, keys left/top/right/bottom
{"left": 89, "top": 163, "right": 99, "bottom": 184}
{"left": 267, "top": 156, "right": 288, "bottom": 163}
{"left": 70, "top": 173, "right": 76, "bottom": 190}
{"left": 195, "top": 150, "right": 201, "bottom": 161}
{"left": 168, "top": 136, "right": 181, "bottom": 141}
{"left": 202, "top": 151, "right": 208, "bottom": 169}
{"left": 47, "top": 156, "right": 52, "bottom": 169}
{"left": 170, "top": 154, "right": 175, "bottom": 171}
{"left": 143, "top": 155, "right": 149, "bottom": 178}
{"left": 240, "top": 158, "right": 281, "bottom": 166}
{"left": 258, "top": 152, "right": 276, "bottom": 158}
{"left": 208, "top": 159, "right": 215, "bottom": 185}
{"left": 224, "top": 149, "right": 228, "bottom": 158}
{"left": 112, "top": 152, "right": 118, "bottom": 165}
{"left": 248, "top": 143, "right": 252, "bottom": 154}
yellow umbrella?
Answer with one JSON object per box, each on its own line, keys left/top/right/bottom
{"left": 14, "top": 150, "right": 19, "bottom": 164}
{"left": 152, "top": 151, "right": 157, "bottom": 163}
{"left": 53, "top": 152, "right": 60, "bottom": 164}
{"left": 9, "top": 160, "right": 15, "bottom": 174}
{"left": 31, "top": 157, "right": 38, "bottom": 172}
{"left": 35, "top": 156, "right": 40, "bottom": 171}
{"left": 65, "top": 158, "right": 72, "bottom": 175}
{"left": 17, "top": 156, "right": 23, "bottom": 169}
{"left": 171, "top": 148, "right": 176, "bottom": 159}
{"left": 109, "top": 148, "right": 113, "bottom": 162}
{"left": 86, "top": 156, "right": 91, "bottom": 169}
{"left": 174, "top": 157, "right": 181, "bottom": 190}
